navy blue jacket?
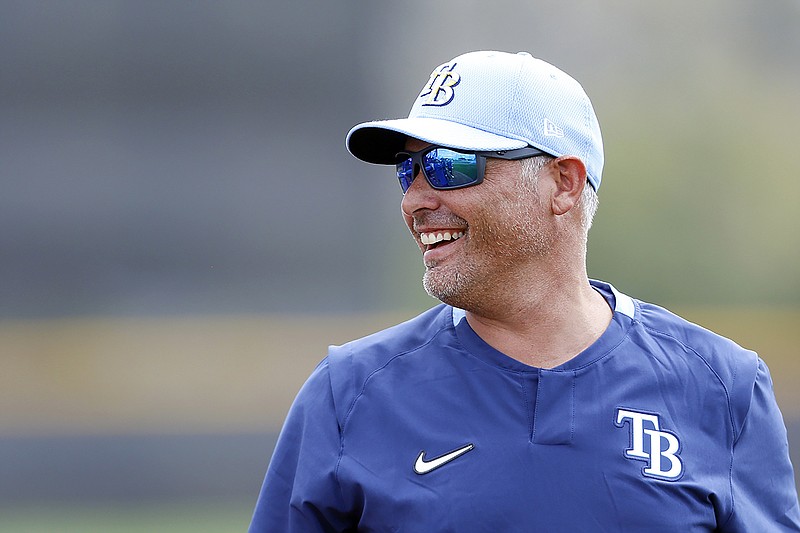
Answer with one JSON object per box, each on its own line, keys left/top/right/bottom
{"left": 250, "top": 281, "right": 800, "bottom": 532}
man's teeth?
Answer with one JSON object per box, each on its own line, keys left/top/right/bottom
{"left": 419, "top": 231, "right": 465, "bottom": 246}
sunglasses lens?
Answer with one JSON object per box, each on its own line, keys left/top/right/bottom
{"left": 396, "top": 157, "right": 415, "bottom": 192}
{"left": 423, "top": 149, "right": 478, "bottom": 189}
{"left": 395, "top": 148, "right": 481, "bottom": 192}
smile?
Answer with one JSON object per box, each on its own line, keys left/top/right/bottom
{"left": 419, "top": 231, "right": 465, "bottom": 246}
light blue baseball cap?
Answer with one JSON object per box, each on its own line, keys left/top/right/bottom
{"left": 346, "top": 51, "right": 604, "bottom": 191}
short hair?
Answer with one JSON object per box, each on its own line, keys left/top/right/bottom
{"left": 520, "top": 156, "right": 599, "bottom": 234}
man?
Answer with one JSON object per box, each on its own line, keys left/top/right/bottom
{"left": 250, "top": 51, "right": 800, "bottom": 531}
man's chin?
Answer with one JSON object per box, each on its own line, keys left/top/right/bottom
{"left": 422, "top": 268, "right": 469, "bottom": 307}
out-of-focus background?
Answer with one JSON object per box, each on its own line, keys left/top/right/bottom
{"left": 1, "top": 0, "right": 798, "bottom": 530}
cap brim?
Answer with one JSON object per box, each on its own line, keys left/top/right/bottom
{"left": 346, "top": 118, "right": 528, "bottom": 164}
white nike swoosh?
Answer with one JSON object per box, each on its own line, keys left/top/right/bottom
{"left": 414, "top": 443, "right": 474, "bottom": 475}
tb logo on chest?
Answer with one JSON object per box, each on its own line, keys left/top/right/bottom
{"left": 615, "top": 408, "right": 684, "bottom": 481}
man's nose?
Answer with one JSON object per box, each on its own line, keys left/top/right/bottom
{"left": 401, "top": 167, "right": 441, "bottom": 215}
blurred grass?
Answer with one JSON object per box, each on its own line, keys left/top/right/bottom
{"left": 0, "top": 312, "right": 412, "bottom": 435}
{"left": 0, "top": 501, "right": 253, "bottom": 533}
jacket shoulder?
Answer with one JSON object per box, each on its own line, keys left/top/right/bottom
{"left": 635, "top": 300, "right": 760, "bottom": 438}
{"left": 324, "top": 304, "right": 453, "bottom": 426}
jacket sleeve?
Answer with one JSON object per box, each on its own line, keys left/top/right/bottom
{"left": 722, "top": 357, "right": 800, "bottom": 531}
{"left": 249, "top": 358, "right": 357, "bottom": 532}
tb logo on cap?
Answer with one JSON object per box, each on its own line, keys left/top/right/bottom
{"left": 419, "top": 62, "right": 460, "bottom": 106}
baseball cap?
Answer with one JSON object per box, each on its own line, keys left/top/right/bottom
{"left": 346, "top": 50, "right": 604, "bottom": 191}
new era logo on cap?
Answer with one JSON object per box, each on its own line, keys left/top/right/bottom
{"left": 543, "top": 118, "right": 565, "bottom": 138}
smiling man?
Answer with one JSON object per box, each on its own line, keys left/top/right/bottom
{"left": 249, "top": 51, "right": 800, "bottom": 532}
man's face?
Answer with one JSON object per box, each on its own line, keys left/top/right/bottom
{"left": 400, "top": 139, "right": 555, "bottom": 312}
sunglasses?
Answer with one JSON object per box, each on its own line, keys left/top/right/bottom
{"left": 394, "top": 145, "right": 548, "bottom": 193}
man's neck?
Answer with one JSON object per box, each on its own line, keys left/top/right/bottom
{"left": 464, "top": 277, "right": 613, "bottom": 369}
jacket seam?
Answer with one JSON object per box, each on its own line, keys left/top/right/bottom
{"left": 639, "top": 322, "right": 739, "bottom": 526}
{"left": 333, "top": 322, "right": 452, "bottom": 485}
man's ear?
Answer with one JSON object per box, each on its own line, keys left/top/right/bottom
{"left": 550, "top": 156, "right": 588, "bottom": 216}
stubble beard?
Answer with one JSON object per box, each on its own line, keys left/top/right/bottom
{"left": 421, "top": 192, "right": 553, "bottom": 312}
{"left": 422, "top": 258, "right": 477, "bottom": 308}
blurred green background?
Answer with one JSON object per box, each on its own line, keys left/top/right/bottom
{"left": 1, "top": 0, "right": 798, "bottom": 530}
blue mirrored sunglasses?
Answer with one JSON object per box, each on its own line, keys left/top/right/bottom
{"left": 394, "top": 145, "right": 548, "bottom": 193}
